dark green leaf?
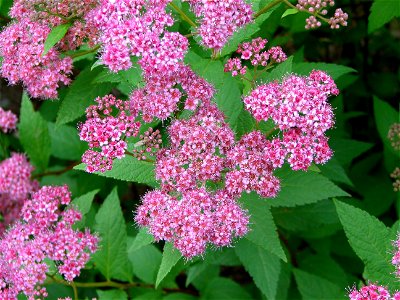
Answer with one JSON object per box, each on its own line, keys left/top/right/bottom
{"left": 293, "top": 63, "right": 356, "bottom": 80}
{"left": 19, "top": 93, "right": 51, "bottom": 170}
{"left": 93, "top": 188, "right": 133, "bottom": 281}
{"left": 202, "top": 278, "right": 252, "bottom": 300}
{"left": 128, "top": 242, "right": 162, "bottom": 284}
{"left": 97, "top": 289, "right": 128, "bottom": 300}
{"left": 235, "top": 238, "right": 281, "bottom": 299}
{"left": 368, "top": 0, "right": 400, "bottom": 33}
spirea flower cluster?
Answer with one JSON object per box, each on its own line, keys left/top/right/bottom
{"left": 0, "top": 107, "right": 17, "bottom": 133}
{"left": 183, "top": 0, "right": 253, "bottom": 50}
{"left": 243, "top": 70, "right": 338, "bottom": 170}
{"left": 296, "top": 0, "right": 348, "bottom": 29}
{"left": 224, "top": 38, "right": 287, "bottom": 76}
{"left": 79, "top": 94, "right": 140, "bottom": 173}
{"left": 136, "top": 104, "right": 250, "bottom": 258}
{"left": 349, "top": 284, "right": 400, "bottom": 300}
{"left": 0, "top": 153, "right": 38, "bottom": 233}
{"left": 0, "top": 185, "right": 98, "bottom": 299}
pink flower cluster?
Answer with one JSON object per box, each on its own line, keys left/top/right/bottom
{"left": 0, "top": 107, "right": 17, "bottom": 133}
{"left": 184, "top": 0, "right": 253, "bottom": 50}
{"left": 224, "top": 38, "right": 287, "bottom": 76}
{"left": 87, "top": 0, "right": 175, "bottom": 72}
{"left": 225, "top": 131, "right": 282, "bottom": 198}
{"left": 0, "top": 185, "right": 98, "bottom": 299}
{"left": 136, "top": 104, "right": 249, "bottom": 258}
{"left": 296, "top": 0, "right": 348, "bottom": 29}
{"left": 79, "top": 95, "right": 140, "bottom": 173}
{"left": 349, "top": 284, "right": 400, "bottom": 300}
{"left": 392, "top": 234, "right": 400, "bottom": 277}
{"left": 244, "top": 70, "right": 338, "bottom": 170}
{"left": 0, "top": 21, "right": 72, "bottom": 99}
{"left": 131, "top": 127, "right": 162, "bottom": 161}
{"left": 0, "top": 153, "right": 38, "bottom": 234}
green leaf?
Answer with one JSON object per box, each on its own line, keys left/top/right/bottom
{"left": 57, "top": 67, "right": 115, "bottom": 125}
{"left": 220, "top": 22, "right": 260, "bottom": 57}
{"left": 292, "top": 62, "right": 356, "bottom": 80}
{"left": 319, "top": 157, "right": 353, "bottom": 186}
{"left": 93, "top": 188, "right": 132, "bottom": 281}
{"left": 282, "top": 8, "right": 298, "bottom": 18}
{"left": 128, "top": 227, "right": 155, "bottom": 253}
{"left": 235, "top": 239, "right": 281, "bottom": 300}
{"left": 155, "top": 242, "right": 182, "bottom": 288}
{"left": 71, "top": 189, "right": 99, "bottom": 229}
{"left": 202, "top": 278, "right": 252, "bottom": 300}
{"left": 265, "top": 56, "right": 293, "bottom": 82}
{"left": 234, "top": 110, "right": 256, "bottom": 138}
{"left": 330, "top": 138, "right": 374, "bottom": 166}
{"left": 293, "top": 269, "right": 345, "bottom": 300}
{"left": 240, "top": 193, "right": 287, "bottom": 261}
{"left": 184, "top": 51, "right": 242, "bottom": 127}
{"left": 97, "top": 289, "right": 128, "bottom": 300}
{"left": 48, "top": 122, "right": 87, "bottom": 160}
{"left": 334, "top": 200, "right": 400, "bottom": 289}
{"left": 270, "top": 169, "right": 349, "bottom": 207}
{"left": 129, "top": 243, "right": 162, "bottom": 284}
{"left": 272, "top": 199, "right": 339, "bottom": 232}
{"left": 74, "top": 158, "right": 157, "bottom": 187}
{"left": 373, "top": 97, "right": 398, "bottom": 143}
{"left": 43, "top": 23, "right": 70, "bottom": 56}
{"left": 163, "top": 294, "right": 197, "bottom": 300}
{"left": 19, "top": 93, "right": 51, "bottom": 170}
{"left": 368, "top": 0, "right": 400, "bottom": 33}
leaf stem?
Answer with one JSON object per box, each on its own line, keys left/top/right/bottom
{"left": 32, "top": 161, "right": 79, "bottom": 179}
{"left": 169, "top": 2, "right": 197, "bottom": 28}
{"left": 254, "top": 0, "right": 284, "bottom": 18}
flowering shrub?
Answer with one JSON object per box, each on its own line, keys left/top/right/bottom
{"left": 0, "top": 0, "right": 399, "bottom": 299}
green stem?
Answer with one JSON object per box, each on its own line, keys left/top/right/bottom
{"left": 32, "top": 162, "right": 79, "bottom": 179}
{"left": 254, "top": 0, "right": 284, "bottom": 18}
{"left": 169, "top": 2, "right": 197, "bottom": 27}
{"left": 281, "top": 0, "right": 329, "bottom": 22}
{"left": 71, "top": 281, "right": 78, "bottom": 300}
{"left": 70, "top": 45, "right": 100, "bottom": 59}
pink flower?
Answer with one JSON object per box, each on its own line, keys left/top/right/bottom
{"left": 0, "top": 107, "right": 17, "bottom": 133}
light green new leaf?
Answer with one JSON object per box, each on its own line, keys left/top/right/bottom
{"left": 235, "top": 239, "right": 281, "bottom": 300}
{"left": 293, "top": 269, "right": 345, "bottom": 300}
{"left": 240, "top": 193, "right": 286, "bottom": 261}
{"left": 282, "top": 8, "right": 298, "bottom": 18}
{"left": 74, "top": 158, "right": 157, "bottom": 187}
{"left": 43, "top": 23, "right": 71, "bottom": 56}
{"left": 57, "top": 67, "right": 115, "bottom": 125}
{"left": 270, "top": 169, "right": 349, "bottom": 207}
{"left": 368, "top": 0, "right": 400, "bottom": 33}
{"left": 19, "top": 93, "right": 51, "bottom": 170}
{"left": 334, "top": 200, "right": 400, "bottom": 289}
{"left": 155, "top": 242, "right": 182, "bottom": 288}
{"left": 93, "top": 188, "right": 132, "bottom": 281}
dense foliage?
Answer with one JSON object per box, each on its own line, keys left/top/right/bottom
{"left": 0, "top": 0, "right": 399, "bottom": 299}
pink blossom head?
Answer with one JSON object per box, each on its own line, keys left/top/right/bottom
{"left": 0, "top": 108, "right": 17, "bottom": 133}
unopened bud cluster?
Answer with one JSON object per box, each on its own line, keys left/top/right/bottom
{"left": 388, "top": 123, "right": 400, "bottom": 151}
{"left": 131, "top": 128, "right": 162, "bottom": 161}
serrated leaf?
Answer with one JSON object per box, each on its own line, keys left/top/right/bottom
{"left": 319, "top": 157, "right": 353, "bottom": 186}
{"left": 128, "top": 227, "right": 155, "bottom": 253}
{"left": 240, "top": 193, "right": 287, "bottom": 261}
{"left": 97, "top": 289, "right": 128, "bottom": 300}
{"left": 235, "top": 239, "right": 281, "bottom": 299}
{"left": 48, "top": 122, "right": 87, "bottom": 160}
{"left": 368, "top": 0, "right": 400, "bottom": 33}
{"left": 57, "top": 68, "right": 115, "bottom": 125}
{"left": 282, "top": 8, "right": 298, "bottom": 18}
{"left": 43, "top": 23, "right": 70, "bottom": 56}
{"left": 270, "top": 169, "right": 349, "bottom": 207}
{"left": 293, "top": 269, "right": 344, "bottom": 300}
{"left": 93, "top": 188, "right": 132, "bottom": 281}
{"left": 155, "top": 242, "right": 182, "bottom": 288}
{"left": 19, "top": 93, "right": 51, "bottom": 170}
{"left": 202, "top": 277, "right": 252, "bottom": 300}
{"left": 128, "top": 243, "right": 162, "bottom": 284}
{"left": 334, "top": 200, "right": 400, "bottom": 289}
{"left": 71, "top": 189, "right": 99, "bottom": 229}
{"left": 220, "top": 22, "right": 260, "bottom": 56}
{"left": 330, "top": 138, "right": 374, "bottom": 166}
{"left": 293, "top": 62, "right": 356, "bottom": 80}
{"left": 265, "top": 56, "right": 293, "bottom": 82}
{"left": 74, "top": 158, "right": 157, "bottom": 187}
